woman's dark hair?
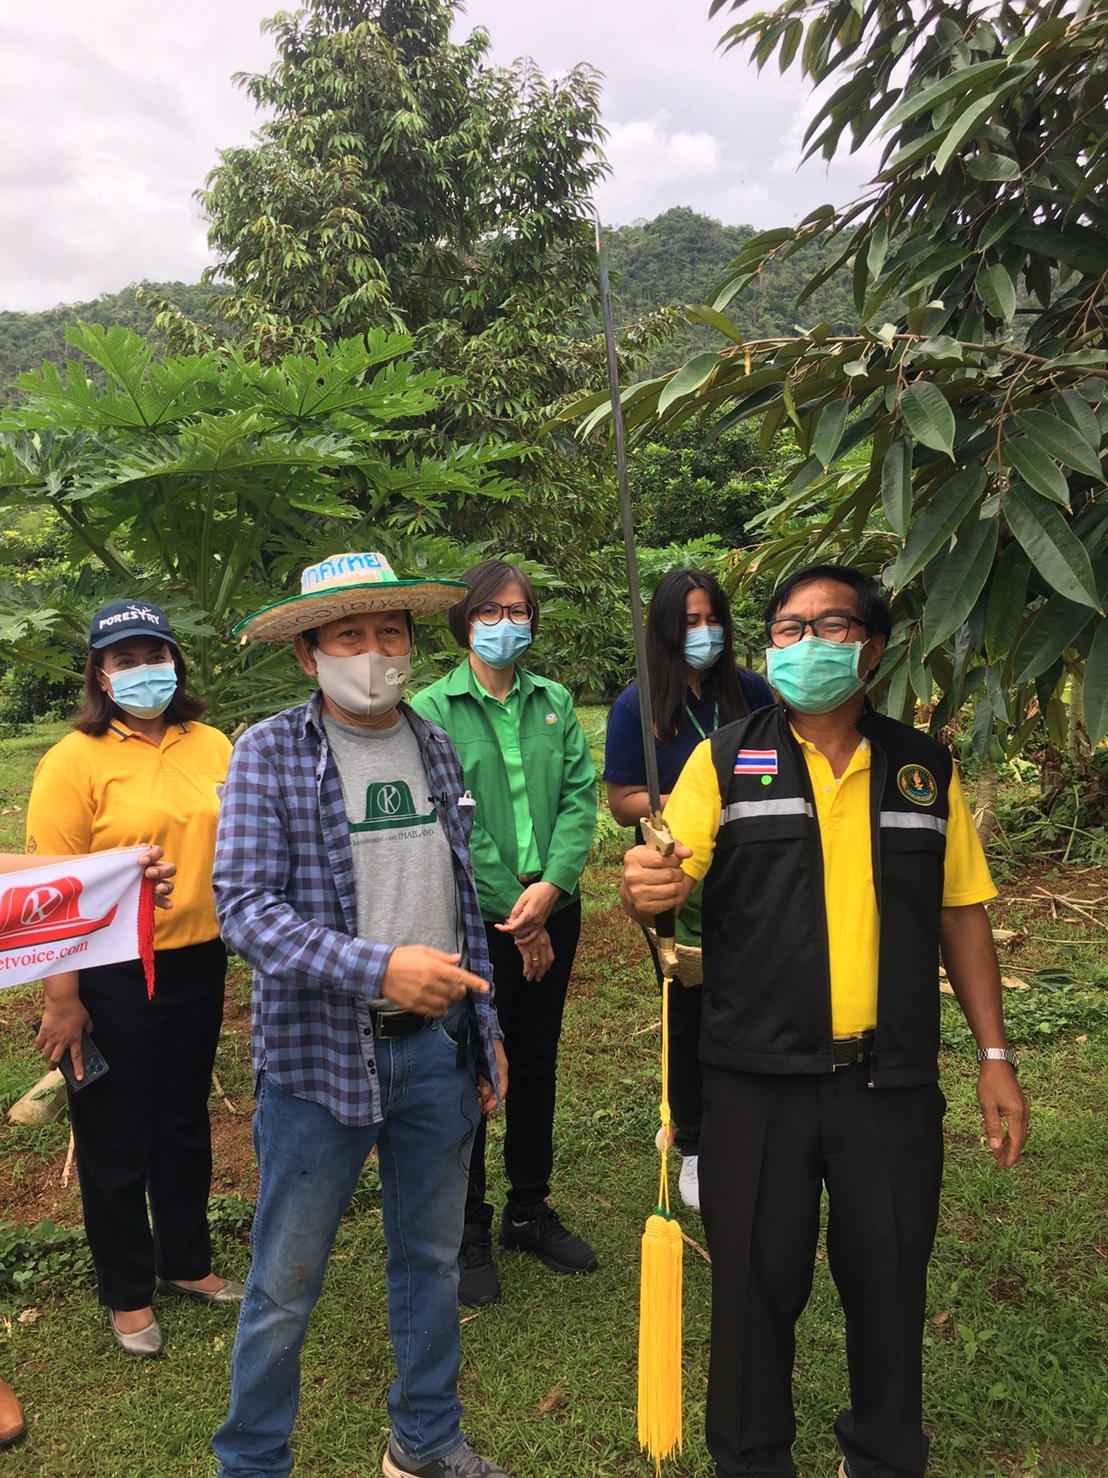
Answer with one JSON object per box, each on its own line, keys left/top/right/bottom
{"left": 73, "top": 642, "right": 208, "bottom": 736}
{"left": 763, "top": 563, "right": 892, "bottom": 642}
{"left": 647, "top": 569, "right": 748, "bottom": 744}
{"left": 446, "top": 560, "right": 540, "bottom": 649}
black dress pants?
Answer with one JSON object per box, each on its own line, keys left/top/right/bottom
{"left": 464, "top": 900, "right": 581, "bottom": 1228}
{"left": 67, "top": 938, "right": 227, "bottom": 1310}
{"left": 699, "top": 1063, "right": 945, "bottom": 1478}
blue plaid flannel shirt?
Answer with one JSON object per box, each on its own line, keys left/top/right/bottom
{"left": 213, "top": 692, "right": 500, "bottom": 1127}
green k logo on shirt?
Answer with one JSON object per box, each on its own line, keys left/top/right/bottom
{"left": 350, "top": 780, "right": 438, "bottom": 833}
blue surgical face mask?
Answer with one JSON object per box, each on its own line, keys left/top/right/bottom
{"left": 471, "top": 619, "right": 532, "bottom": 670}
{"left": 765, "top": 637, "right": 866, "bottom": 715}
{"left": 107, "top": 663, "right": 179, "bottom": 719}
{"left": 684, "top": 625, "right": 725, "bottom": 672}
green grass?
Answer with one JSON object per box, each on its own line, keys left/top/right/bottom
{"left": 2, "top": 724, "right": 1107, "bottom": 1474}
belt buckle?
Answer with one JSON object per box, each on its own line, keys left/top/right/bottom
{"left": 833, "top": 1033, "right": 870, "bottom": 1070}
{"left": 374, "top": 1011, "right": 401, "bottom": 1040}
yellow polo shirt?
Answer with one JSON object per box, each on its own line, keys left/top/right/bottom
{"left": 665, "top": 731, "right": 996, "bottom": 1037}
{"left": 26, "top": 720, "right": 231, "bottom": 950}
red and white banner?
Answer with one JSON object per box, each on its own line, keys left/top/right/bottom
{"left": 0, "top": 849, "right": 155, "bottom": 994}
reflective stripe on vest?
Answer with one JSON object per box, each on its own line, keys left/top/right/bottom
{"left": 720, "top": 797, "right": 815, "bottom": 825}
{"left": 878, "top": 810, "right": 948, "bottom": 835}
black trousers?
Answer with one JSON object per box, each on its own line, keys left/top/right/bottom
{"left": 67, "top": 938, "right": 228, "bottom": 1310}
{"left": 464, "top": 900, "right": 581, "bottom": 1229}
{"left": 700, "top": 1063, "right": 945, "bottom": 1478}
{"left": 642, "top": 928, "right": 703, "bottom": 1154}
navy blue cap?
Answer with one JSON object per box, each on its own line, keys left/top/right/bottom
{"left": 88, "top": 601, "right": 178, "bottom": 651}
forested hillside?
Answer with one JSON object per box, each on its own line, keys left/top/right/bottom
{"left": 0, "top": 209, "right": 859, "bottom": 393}
{"left": 0, "top": 282, "right": 227, "bottom": 403}
{"left": 605, "top": 206, "right": 860, "bottom": 372}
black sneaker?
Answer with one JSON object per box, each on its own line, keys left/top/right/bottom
{"left": 499, "top": 1203, "right": 598, "bottom": 1275}
{"left": 458, "top": 1227, "right": 501, "bottom": 1308}
{"left": 382, "top": 1435, "right": 510, "bottom": 1478}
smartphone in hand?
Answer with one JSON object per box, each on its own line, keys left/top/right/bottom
{"left": 32, "top": 1019, "right": 110, "bottom": 1091}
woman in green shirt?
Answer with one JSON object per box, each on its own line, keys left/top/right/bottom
{"left": 412, "top": 560, "right": 597, "bottom": 1308}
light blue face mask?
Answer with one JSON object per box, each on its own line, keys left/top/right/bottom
{"left": 107, "top": 662, "right": 178, "bottom": 719}
{"left": 684, "top": 625, "right": 725, "bottom": 672}
{"left": 765, "top": 637, "right": 865, "bottom": 714}
{"left": 471, "top": 619, "right": 532, "bottom": 670}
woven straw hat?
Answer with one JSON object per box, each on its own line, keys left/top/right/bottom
{"left": 234, "top": 553, "right": 469, "bottom": 643}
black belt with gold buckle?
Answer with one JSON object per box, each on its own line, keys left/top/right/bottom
{"left": 371, "top": 1009, "right": 431, "bottom": 1040}
{"left": 832, "top": 1030, "right": 876, "bottom": 1068}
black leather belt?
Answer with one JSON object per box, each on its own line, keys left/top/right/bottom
{"left": 370, "top": 1009, "right": 431, "bottom": 1039}
{"left": 832, "top": 1030, "right": 875, "bottom": 1068}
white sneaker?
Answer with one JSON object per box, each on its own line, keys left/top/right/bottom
{"left": 678, "top": 1154, "right": 700, "bottom": 1211}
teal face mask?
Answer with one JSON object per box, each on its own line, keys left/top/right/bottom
{"left": 684, "top": 625, "right": 725, "bottom": 672}
{"left": 107, "top": 663, "right": 178, "bottom": 719}
{"left": 765, "top": 637, "right": 865, "bottom": 715}
{"left": 471, "top": 619, "right": 532, "bottom": 670}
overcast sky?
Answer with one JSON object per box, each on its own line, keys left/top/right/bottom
{"left": 0, "top": 0, "right": 876, "bottom": 314}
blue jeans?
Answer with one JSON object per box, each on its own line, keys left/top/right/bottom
{"left": 213, "top": 1008, "right": 479, "bottom": 1477}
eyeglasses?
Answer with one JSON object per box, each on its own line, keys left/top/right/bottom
{"left": 472, "top": 601, "right": 533, "bottom": 627}
{"left": 767, "top": 613, "right": 869, "bottom": 647}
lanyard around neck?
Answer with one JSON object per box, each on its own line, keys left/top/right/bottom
{"left": 684, "top": 700, "right": 719, "bottom": 741}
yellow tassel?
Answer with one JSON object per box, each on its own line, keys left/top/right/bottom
{"left": 637, "top": 974, "right": 683, "bottom": 1469}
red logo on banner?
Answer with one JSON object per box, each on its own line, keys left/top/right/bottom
{"left": 0, "top": 876, "right": 118, "bottom": 949}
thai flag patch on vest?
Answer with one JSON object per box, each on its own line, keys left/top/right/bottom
{"left": 734, "top": 748, "right": 778, "bottom": 776}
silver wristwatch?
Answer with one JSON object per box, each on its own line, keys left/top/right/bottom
{"left": 977, "top": 1046, "right": 1020, "bottom": 1071}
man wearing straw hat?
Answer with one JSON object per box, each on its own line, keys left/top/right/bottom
{"left": 211, "top": 553, "right": 510, "bottom": 1478}
{"left": 621, "top": 564, "right": 1028, "bottom": 1478}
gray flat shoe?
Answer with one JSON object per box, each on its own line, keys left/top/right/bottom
{"left": 157, "top": 1277, "right": 245, "bottom": 1306}
{"left": 108, "top": 1309, "right": 164, "bottom": 1357}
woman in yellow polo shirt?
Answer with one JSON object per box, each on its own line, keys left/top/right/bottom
{"left": 26, "top": 601, "right": 238, "bottom": 1357}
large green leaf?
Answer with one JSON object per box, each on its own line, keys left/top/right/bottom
{"left": 1011, "top": 595, "right": 1096, "bottom": 684}
{"left": 884, "top": 58, "right": 1008, "bottom": 129}
{"left": 922, "top": 517, "right": 998, "bottom": 653}
{"left": 811, "top": 398, "right": 850, "bottom": 468}
{"left": 966, "top": 153, "right": 1020, "bottom": 182}
{"left": 899, "top": 381, "right": 955, "bottom": 457}
{"left": 1004, "top": 484, "right": 1101, "bottom": 609}
{"left": 984, "top": 542, "right": 1030, "bottom": 663}
{"left": 1084, "top": 615, "right": 1108, "bottom": 745}
{"left": 1016, "top": 409, "right": 1105, "bottom": 482}
{"left": 1012, "top": 224, "right": 1108, "bottom": 276}
{"left": 976, "top": 263, "right": 1016, "bottom": 324}
{"left": 657, "top": 353, "right": 723, "bottom": 414}
{"left": 881, "top": 436, "right": 913, "bottom": 536}
{"left": 684, "top": 304, "right": 746, "bottom": 345}
{"left": 890, "top": 468, "right": 986, "bottom": 587}
{"left": 1004, "top": 438, "right": 1070, "bottom": 506}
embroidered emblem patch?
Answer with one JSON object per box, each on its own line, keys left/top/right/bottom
{"left": 897, "top": 764, "right": 937, "bottom": 806}
{"left": 734, "top": 748, "right": 778, "bottom": 776}
{"left": 545, "top": 712, "right": 557, "bottom": 724}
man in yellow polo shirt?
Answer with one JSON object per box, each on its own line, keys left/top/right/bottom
{"left": 621, "top": 564, "right": 1029, "bottom": 1478}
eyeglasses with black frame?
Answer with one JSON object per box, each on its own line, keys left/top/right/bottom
{"left": 472, "top": 601, "right": 534, "bottom": 627}
{"left": 767, "top": 613, "right": 870, "bottom": 647}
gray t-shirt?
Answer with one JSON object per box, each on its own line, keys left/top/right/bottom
{"left": 323, "top": 711, "right": 462, "bottom": 978}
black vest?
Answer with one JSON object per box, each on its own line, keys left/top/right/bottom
{"left": 701, "top": 704, "right": 953, "bottom": 1087}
